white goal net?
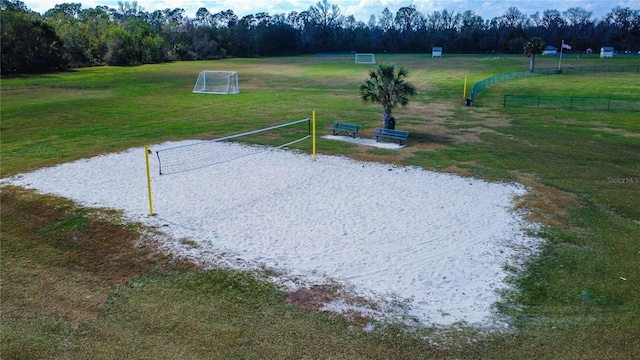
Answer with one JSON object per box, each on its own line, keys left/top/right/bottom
{"left": 355, "top": 53, "right": 376, "bottom": 64}
{"left": 193, "top": 71, "right": 240, "bottom": 94}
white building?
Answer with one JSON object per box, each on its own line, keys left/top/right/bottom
{"left": 542, "top": 45, "right": 557, "bottom": 55}
{"left": 600, "top": 46, "right": 614, "bottom": 58}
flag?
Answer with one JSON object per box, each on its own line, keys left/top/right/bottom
{"left": 562, "top": 42, "right": 572, "bottom": 50}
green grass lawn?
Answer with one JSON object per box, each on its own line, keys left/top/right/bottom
{"left": 1, "top": 54, "right": 639, "bottom": 359}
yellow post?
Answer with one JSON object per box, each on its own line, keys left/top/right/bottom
{"left": 463, "top": 75, "right": 467, "bottom": 99}
{"left": 312, "top": 111, "right": 316, "bottom": 161}
{"left": 145, "top": 145, "right": 154, "bottom": 216}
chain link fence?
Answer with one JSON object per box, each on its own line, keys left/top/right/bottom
{"left": 502, "top": 95, "right": 640, "bottom": 112}
{"left": 470, "top": 65, "right": 640, "bottom": 102}
{"left": 563, "top": 65, "right": 640, "bottom": 74}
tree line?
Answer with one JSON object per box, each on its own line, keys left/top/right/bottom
{"left": 1, "top": 0, "right": 639, "bottom": 74}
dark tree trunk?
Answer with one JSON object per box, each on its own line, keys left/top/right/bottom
{"left": 382, "top": 111, "right": 395, "bottom": 129}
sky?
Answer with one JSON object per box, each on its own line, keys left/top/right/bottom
{"left": 23, "top": 0, "right": 640, "bottom": 22}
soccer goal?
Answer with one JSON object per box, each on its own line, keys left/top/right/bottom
{"left": 193, "top": 70, "right": 240, "bottom": 94}
{"left": 355, "top": 53, "right": 376, "bottom": 64}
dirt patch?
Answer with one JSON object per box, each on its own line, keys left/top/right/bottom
{"left": 284, "top": 283, "right": 378, "bottom": 326}
{"left": 512, "top": 172, "right": 582, "bottom": 230}
{"left": 404, "top": 100, "right": 454, "bottom": 119}
{"left": 596, "top": 127, "right": 640, "bottom": 138}
{"left": 0, "top": 186, "right": 199, "bottom": 324}
{"left": 285, "top": 284, "right": 343, "bottom": 310}
{"left": 439, "top": 166, "right": 474, "bottom": 177}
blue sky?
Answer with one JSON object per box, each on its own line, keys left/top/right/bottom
{"left": 24, "top": 0, "right": 640, "bottom": 22}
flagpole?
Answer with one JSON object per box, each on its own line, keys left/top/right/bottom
{"left": 558, "top": 40, "right": 564, "bottom": 72}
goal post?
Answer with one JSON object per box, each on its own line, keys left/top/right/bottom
{"left": 355, "top": 53, "right": 376, "bottom": 64}
{"left": 193, "top": 70, "right": 239, "bottom": 94}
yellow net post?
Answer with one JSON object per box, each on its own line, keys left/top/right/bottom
{"left": 145, "top": 145, "right": 154, "bottom": 216}
{"left": 312, "top": 111, "right": 317, "bottom": 161}
{"left": 463, "top": 75, "right": 467, "bottom": 99}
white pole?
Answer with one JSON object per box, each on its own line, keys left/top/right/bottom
{"left": 558, "top": 40, "right": 564, "bottom": 72}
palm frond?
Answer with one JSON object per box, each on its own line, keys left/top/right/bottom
{"left": 358, "top": 62, "right": 417, "bottom": 125}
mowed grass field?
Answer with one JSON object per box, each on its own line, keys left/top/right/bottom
{"left": 1, "top": 54, "right": 639, "bottom": 359}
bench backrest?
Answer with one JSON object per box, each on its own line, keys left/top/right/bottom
{"left": 374, "top": 128, "right": 409, "bottom": 137}
{"left": 332, "top": 122, "right": 362, "bottom": 130}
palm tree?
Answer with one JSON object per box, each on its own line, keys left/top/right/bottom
{"left": 359, "top": 63, "right": 417, "bottom": 129}
{"left": 524, "top": 37, "right": 545, "bottom": 73}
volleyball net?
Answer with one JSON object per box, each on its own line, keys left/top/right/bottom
{"left": 154, "top": 117, "right": 312, "bottom": 175}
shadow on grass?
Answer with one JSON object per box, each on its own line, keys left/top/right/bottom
{"left": 406, "top": 130, "right": 455, "bottom": 145}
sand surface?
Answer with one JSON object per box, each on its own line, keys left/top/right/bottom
{"left": 4, "top": 140, "right": 540, "bottom": 327}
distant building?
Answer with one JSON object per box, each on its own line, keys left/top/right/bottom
{"left": 600, "top": 46, "right": 614, "bottom": 58}
{"left": 542, "top": 45, "right": 557, "bottom": 55}
{"left": 432, "top": 47, "right": 442, "bottom": 57}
